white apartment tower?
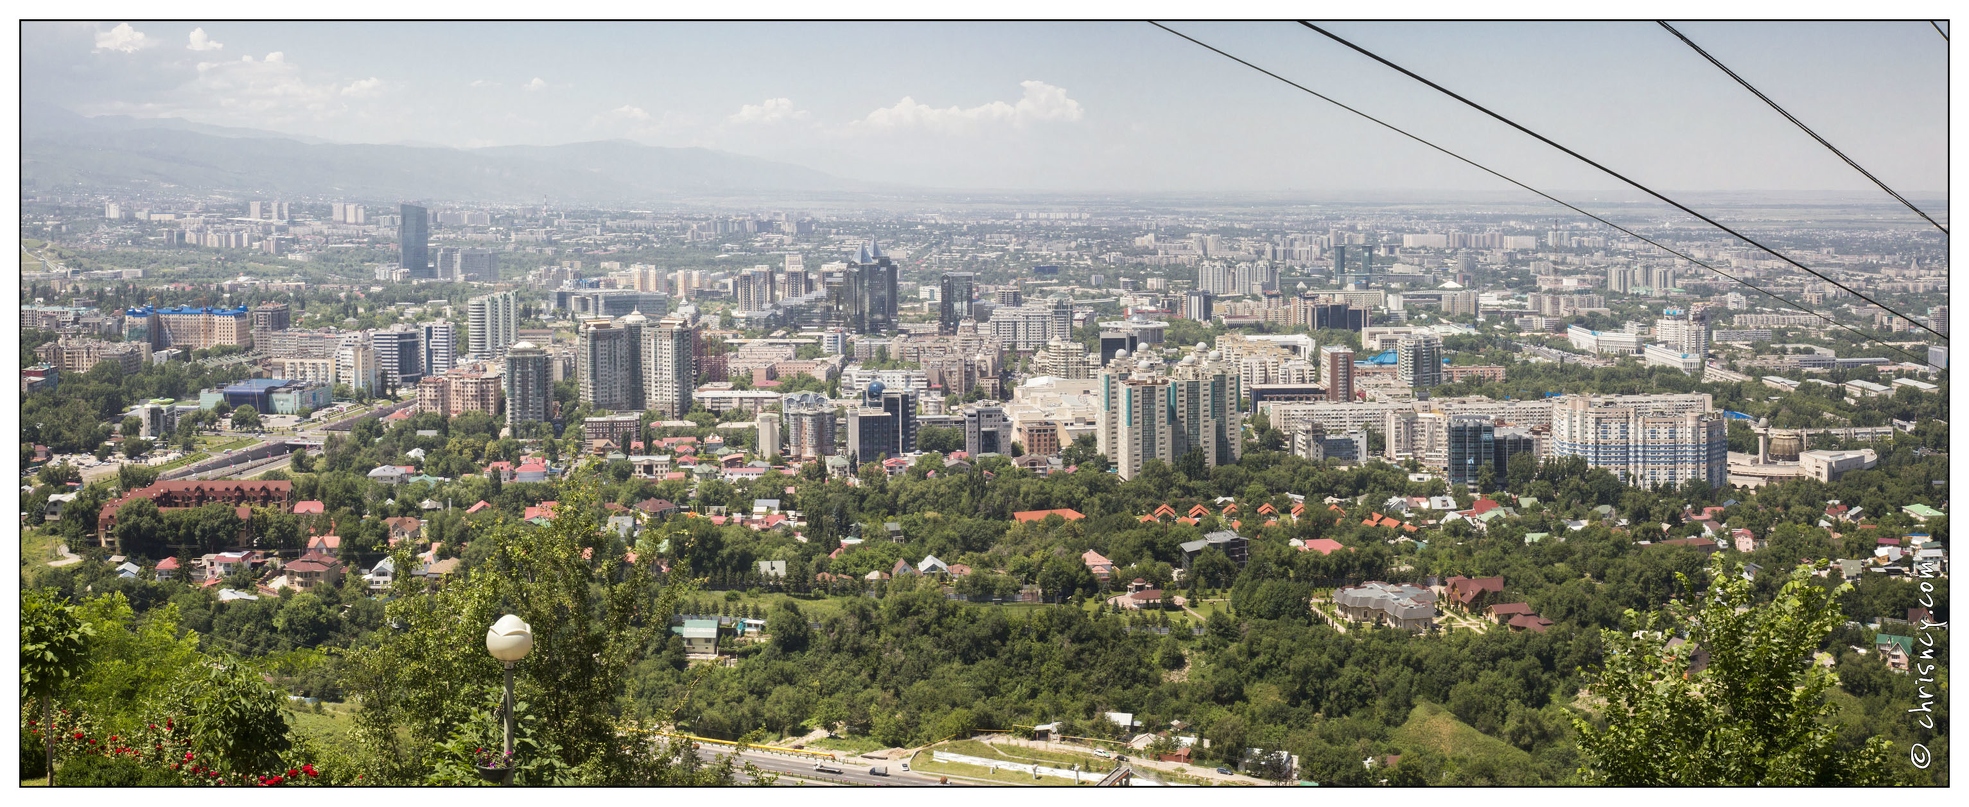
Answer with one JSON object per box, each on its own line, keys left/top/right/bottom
{"left": 468, "top": 291, "right": 519, "bottom": 358}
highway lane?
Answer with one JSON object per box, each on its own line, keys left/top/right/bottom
{"left": 705, "top": 746, "right": 948, "bottom": 787}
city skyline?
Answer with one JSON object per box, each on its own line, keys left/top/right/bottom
{"left": 24, "top": 21, "right": 1950, "bottom": 199}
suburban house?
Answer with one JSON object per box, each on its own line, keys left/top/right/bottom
{"left": 280, "top": 551, "right": 344, "bottom": 592}
{"left": 1875, "top": 634, "right": 1914, "bottom": 672}
{"left": 1443, "top": 576, "right": 1505, "bottom": 612}
{"left": 1333, "top": 582, "right": 1437, "bottom": 631}
{"left": 1082, "top": 549, "right": 1116, "bottom": 584}
{"left": 674, "top": 618, "right": 720, "bottom": 656}
{"left": 1487, "top": 602, "right": 1535, "bottom": 623}
{"left": 1179, "top": 530, "right": 1249, "bottom": 569}
{"left": 366, "top": 465, "right": 409, "bottom": 485}
{"left": 1012, "top": 508, "right": 1086, "bottom": 523}
{"left": 383, "top": 516, "right": 423, "bottom": 546}
{"left": 155, "top": 556, "right": 180, "bottom": 581}
{"left": 365, "top": 557, "right": 395, "bottom": 590}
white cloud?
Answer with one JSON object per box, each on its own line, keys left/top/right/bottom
{"left": 341, "top": 77, "right": 384, "bottom": 96}
{"left": 187, "top": 27, "right": 223, "bottom": 52}
{"left": 728, "top": 97, "right": 808, "bottom": 125}
{"left": 607, "top": 104, "right": 651, "bottom": 120}
{"left": 855, "top": 80, "right": 1083, "bottom": 133}
{"left": 470, "top": 79, "right": 498, "bottom": 88}
{"left": 265, "top": 52, "right": 284, "bottom": 63}
{"left": 94, "top": 23, "right": 150, "bottom": 53}
{"left": 524, "top": 77, "right": 546, "bottom": 91}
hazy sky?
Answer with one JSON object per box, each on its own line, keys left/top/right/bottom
{"left": 23, "top": 21, "right": 1950, "bottom": 196}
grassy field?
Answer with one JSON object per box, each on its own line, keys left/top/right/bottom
{"left": 907, "top": 748, "right": 1099, "bottom": 786}
{"left": 22, "top": 528, "right": 65, "bottom": 566}
{"left": 1390, "top": 701, "right": 1534, "bottom": 772}
{"left": 284, "top": 701, "right": 357, "bottom": 745}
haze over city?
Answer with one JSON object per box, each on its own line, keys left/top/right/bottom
{"left": 23, "top": 20, "right": 1949, "bottom": 194}
{"left": 15, "top": 17, "right": 1951, "bottom": 793}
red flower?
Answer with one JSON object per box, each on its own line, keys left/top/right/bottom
{"left": 185, "top": 751, "right": 196, "bottom": 761}
{"left": 269, "top": 775, "right": 285, "bottom": 785}
{"left": 287, "top": 768, "right": 299, "bottom": 777}
{"left": 302, "top": 763, "right": 318, "bottom": 778}
{"left": 109, "top": 735, "right": 118, "bottom": 742}
{"left": 74, "top": 731, "right": 85, "bottom": 740}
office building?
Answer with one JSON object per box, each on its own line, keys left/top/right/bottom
{"left": 1551, "top": 395, "right": 1728, "bottom": 488}
{"left": 963, "top": 403, "right": 1010, "bottom": 456}
{"left": 468, "top": 290, "right": 520, "bottom": 357}
{"left": 435, "top": 247, "right": 499, "bottom": 282}
{"left": 1183, "top": 289, "right": 1214, "bottom": 322}
{"left": 1445, "top": 415, "right": 1494, "bottom": 487}
{"left": 846, "top": 381, "right": 917, "bottom": 462}
{"left": 1322, "top": 345, "right": 1355, "bottom": 402}
{"left": 250, "top": 303, "right": 291, "bottom": 336}
{"left": 940, "top": 272, "right": 977, "bottom": 334}
{"left": 643, "top": 315, "right": 696, "bottom": 418}
{"left": 504, "top": 341, "right": 552, "bottom": 428}
{"left": 783, "top": 391, "right": 837, "bottom": 461}
{"left": 1397, "top": 334, "right": 1443, "bottom": 390}
{"left": 421, "top": 321, "right": 456, "bottom": 376}
{"left": 400, "top": 203, "right": 431, "bottom": 278}
{"left": 829, "top": 241, "right": 898, "bottom": 334}
{"left": 1567, "top": 326, "right": 1643, "bottom": 355}
{"left": 371, "top": 326, "right": 424, "bottom": 388}
{"left": 736, "top": 265, "right": 777, "bottom": 312}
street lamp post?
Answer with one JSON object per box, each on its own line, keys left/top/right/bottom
{"left": 485, "top": 614, "right": 534, "bottom": 785}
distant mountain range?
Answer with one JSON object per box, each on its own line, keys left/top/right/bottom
{"left": 21, "top": 103, "right": 867, "bottom": 202}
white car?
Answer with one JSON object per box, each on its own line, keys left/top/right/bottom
{"left": 900, "top": 762, "right": 910, "bottom": 772}
{"left": 1094, "top": 749, "right": 1111, "bottom": 758}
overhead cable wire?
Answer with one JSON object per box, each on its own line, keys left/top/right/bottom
{"left": 1659, "top": 21, "right": 1946, "bottom": 235}
{"left": 1144, "top": 22, "right": 1925, "bottom": 363}
{"left": 1297, "top": 20, "right": 1947, "bottom": 341}
{"left": 1932, "top": 21, "right": 1948, "bottom": 41}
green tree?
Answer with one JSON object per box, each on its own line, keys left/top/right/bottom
{"left": 177, "top": 658, "right": 296, "bottom": 775}
{"left": 1572, "top": 555, "right": 1892, "bottom": 785}
{"left": 21, "top": 589, "right": 95, "bottom": 786}
{"left": 917, "top": 426, "right": 965, "bottom": 455}
{"left": 232, "top": 404, "right": 262, "bottom": 431}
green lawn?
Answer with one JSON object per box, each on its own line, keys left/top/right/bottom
{"left": 803, "top": 734, "right": 890, "bottom": 755}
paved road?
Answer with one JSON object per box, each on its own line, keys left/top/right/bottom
{"left": 707, "top": 747, "right": 946, "bottom": 787}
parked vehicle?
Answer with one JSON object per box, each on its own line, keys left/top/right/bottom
{"left": 1216, "top": 767, "right": 1234, "bottom": 775}
{"left": 814, "top": 763, "right": 843, "bottom": 775}
{"left": 870, "top": 766, "right": 889, "bottom": 776}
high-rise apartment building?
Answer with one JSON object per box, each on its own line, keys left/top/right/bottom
{"left": 436, "top": 247, "right": 499, "bottom": 282}
{"left": 148, "top": 306, "right": 252, "bottom": 350}
{"left": 939, "top": 272, "right": 977, "bottom": 334}
{"left": 578, "top": 315, "right": 644, "bottom": 411}
{"left": 1607, "top": 266, "right": 1632, "bottom": 294}
{"left": 337, "top": 341, "right": 380, "bottom": 392}
{"left": 783, "top": 391, "right": 836, "bottom": 461}
{"left": 1322, "top": 345, "right": 1355, "bottom": 402}
{"left": 503, "top": 341, "right": 552, "bottom": 428}
{"left": 1550, "top": 394, "right": 1727, "bottom": 488}
{"left": 736, "top": 265, "right": 777, "bottom": 312}
{"left": 422, "top": 321, "right": 456, "bottom": 376}
{"left": 643, "top": 315, "right": 696, "bottom": 418}
{"left": 467, "top": 291, "right": 519, "bottom": 357}
{"left": 1397, "top": 334, "right": 1443, "bottom": 390}
{"left": 417, "top": 365, "right": 502, "bottom": 418}
{"left": 755, "top": 410, "right": 783, "bottom": 460}
{"left": 1096, "top": 346, "right": 1239, "bottom": 481}
{"left": 400, "top": 203, "right": 431, "bottom": 278}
